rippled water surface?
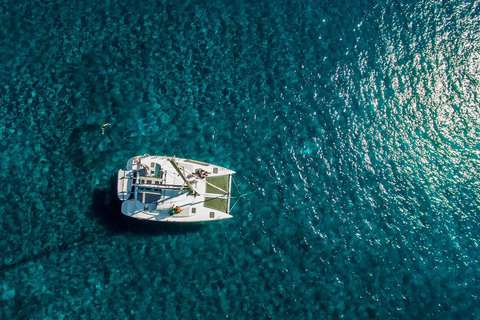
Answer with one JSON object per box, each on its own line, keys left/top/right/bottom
{"left": 1, "top": 0, "right": 480, "bottom": 318}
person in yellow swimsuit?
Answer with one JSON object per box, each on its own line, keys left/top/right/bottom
{"left": 101, "top": 123, "right": 111, "bottom": 134}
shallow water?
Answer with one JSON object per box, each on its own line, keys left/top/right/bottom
{"left": 1, "top": 0, "right": 480, "bottom": 318}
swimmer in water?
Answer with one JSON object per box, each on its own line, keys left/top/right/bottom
{"left": 101, "top": 123, "right": 111, "bottom": 134}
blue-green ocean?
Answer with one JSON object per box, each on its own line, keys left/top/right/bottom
{"left": 1, "top": 0, "right": 480, "bottom": 318}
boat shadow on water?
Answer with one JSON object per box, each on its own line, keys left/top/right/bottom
{"left": 88, "top": 174, "right": 204, "bottom": 235}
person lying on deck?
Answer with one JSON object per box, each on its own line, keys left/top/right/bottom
{"left": 195, "top": 169, "right": 210, "bottom": 179}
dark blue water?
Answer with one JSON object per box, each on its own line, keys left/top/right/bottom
{"left": 1, "top": 0, "right": 480, "bottom": 318}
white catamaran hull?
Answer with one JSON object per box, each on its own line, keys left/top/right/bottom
{"left": 117, "top": 155, "right": 235, "bottom": 222}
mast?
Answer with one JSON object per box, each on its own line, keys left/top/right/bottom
{"left": 168, "top": 157, "right": 195, "bottom": 193}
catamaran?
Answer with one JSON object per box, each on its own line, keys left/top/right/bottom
{"left": 117, "top": 154, "right": 236, "bottom": 222}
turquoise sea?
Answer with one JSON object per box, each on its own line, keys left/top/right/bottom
{"left": 1, "top": 0, "right": 480, "bottom": 318}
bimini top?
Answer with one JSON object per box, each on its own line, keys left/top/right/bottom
{"left": 117, "top": 154, "right": 236, "bottom": 222}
